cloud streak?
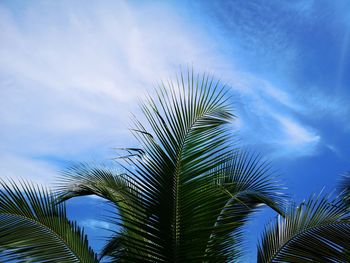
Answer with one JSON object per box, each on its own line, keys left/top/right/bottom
{"left": 0, "top": 153, "right": 58, "bottom": 187}
{"left": 80, "top": 219, "right": 111, "bottom": 230}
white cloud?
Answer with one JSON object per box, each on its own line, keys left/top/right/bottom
{"left": 80, "top": 219, "right": 111, "bottom": 230}
{"left": 0, "top": 154, "right": 58, "bottom": 186}
{"left": 271, "top": 114, "right": 320, "bottom": 157}
{"left": 275, "top": 115, "right": 320, "bottom": 145}
{"left": 226, "top": 73, "right": 322, "bottom": 158}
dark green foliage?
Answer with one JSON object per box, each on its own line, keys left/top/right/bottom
{"left": 257, "top": 194, "right": 350, "bottom": 263}
{"left": 0, "top": 180, "right": 98, "bottom": 263}
{"left": 338, "top": 172, "right": 350, "bottom": 205}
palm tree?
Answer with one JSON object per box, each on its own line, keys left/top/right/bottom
{"left": 0, "top": 72, "right": 285, "bottom": 262}
{"left": 258, "top": 185, "right": 350, "bottom": 262}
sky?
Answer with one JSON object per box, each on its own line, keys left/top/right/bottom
{"left": 1, "top": 0, "right": 350, "bottom": 261}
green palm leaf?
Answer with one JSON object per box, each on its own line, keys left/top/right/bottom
{"left": 338, "top": 171, "right": 350, "bottom": 205}
{"left": 203, "top": 152, "right": 286, "bottom": 261}
{"left": 58, "top": 164, "right": 149, "bottom": 261}
{"left": 257, "top": 193, "right": 350, "bottom": 263}
{"left": 0, "top": 179, "right": 98, "bottom": 263}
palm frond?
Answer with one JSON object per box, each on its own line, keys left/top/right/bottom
{"left": 57, "top": 164, "right": 150, "bottom": 261}
{"left": 338, "top": 171, "right": 350, "bottom": 205}
{"left": 57, "top": 164, "right": 142, "bottom": 213}
{"left": 203, "top": 152, "right": 286, "bottom": 261}
{"left": 257, "top": 193, "right": 350, "bottom": 263}
{"left": 0, "top": 179, "right": 98, "bottom": 263}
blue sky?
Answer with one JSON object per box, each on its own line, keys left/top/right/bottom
{"left": 1, "top": 0, "right": 350, "bottom": 261}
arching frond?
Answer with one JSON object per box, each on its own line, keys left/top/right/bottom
{"left": 57, "top": 164, "right": 149, "bottom": 261}
{"left": 203, "top": 152, "right": 286, "bottom": 261}
{"left": 0, "top": 180, "right": 98, "bottom": 263}
{"left": 338, "top": 171, "right": 350, "bottom": 205}
{"left": 57, "top": 164, "right": 142, "bottom": 212}
{"left": 257, "top": 193, "right": 350, "bottom": 263}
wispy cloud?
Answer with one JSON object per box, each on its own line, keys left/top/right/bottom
{"left": 227, "top": 75, "right": 322, "bottom": 158}
{"left": 0, "top": 1, "right": 224, "bottom": 157}
{"left": 0, "top": 1, "right": 233, "bottom": 184}
{"left": 276, "top": 115, "right": 319, "bottom": 145}
{"left": 0, "top": 154, "right": 58, "bottom": 187}
{"left": 80, "top": 219, "right": 111, "bottom": 230}
{"left": 272, "top": 114, "right": 320, "bottom": 157}
{"left": 1, "top": 1, "right": 347, "bottom": 184}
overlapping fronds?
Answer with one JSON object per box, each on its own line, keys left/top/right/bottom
{"left": 257, "top": 193, "right": 350, "bottom": 263}
{"left": 59, "top": 71, "right": 285, "bottom": 262}
{"left": 338, "top": 171, "right": 350, "bottom": 205}
{"left": 0, "top": 179, "right": 97, "bottom": 263}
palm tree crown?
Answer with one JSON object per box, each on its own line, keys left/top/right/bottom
{"left": 57, "top": 72, "right": 285, "bottom": 262}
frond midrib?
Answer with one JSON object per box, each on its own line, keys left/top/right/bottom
{"left": 172, "top": 106, "right": 228, "bottom": 260}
